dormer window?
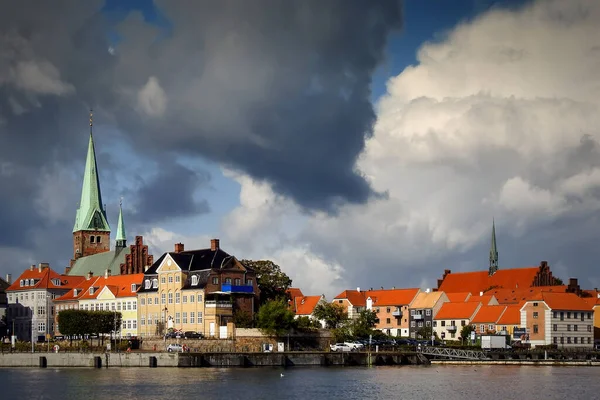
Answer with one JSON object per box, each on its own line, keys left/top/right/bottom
{"left": 20, "top": 280, "right": 24, "bottom": 287}
{"left": 89, "top": 287, "right": 95, "bottom": 295}
{"left": 152, "top": 278, "right": 158, "bottom": 289}
{"left": 145, "top": 279, "right": 151, "bottom": 289}
{"left": 191, "top": 275, "right": 198, "bottom": 286}
{"left": 73, "top": 289, "right": 79, "bottom": 297}
{"left": 131, "top": 284, "right": 137, "bottom": 292}
{"left": 52, "top": 278, "right": 60, "bottom": 286}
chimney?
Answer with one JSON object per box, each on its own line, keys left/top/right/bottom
{"left": 87, "top": 271, "right": 93, "bottom": 280}
{"left": 5, "top": 274, "right": 11, "bottom": 284}
{"left": 425, "top": 288, "right": 431, "bottom": 293}
{"left": 356, "top": 287, "right": 360, "bottom": 292}
{"left": 479, "top": 291, "right": 484, "bottom": 296}
{"left": 38, "top": 262, "right": 49, "bottom": 273}
{"left": 104, "top": 269, "right": 111, "bottom": 279}
{"left": 30, "top": 264, "right": 35, "bottom": 271}
{"left": 392, "top": 286, "right": 395, "bottom": 290}
{"left": 64, "top": 266, "right": 71, "bottom": 275}
{"left": 144, "top": 265, "right": 150, "bottom": 272}
{"left": 174, "top": 243, "right": 184, "bottom": 253}
{"left": 210, "top": 239, "right": 220, "bottom": 251}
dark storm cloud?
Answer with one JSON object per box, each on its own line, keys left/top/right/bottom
{"left": 127, "top": 162, "right": 211, "bottom": 224}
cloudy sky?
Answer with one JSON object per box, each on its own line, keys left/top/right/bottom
{"left": 1, "top": 0, "right": 599, "bottom": 298}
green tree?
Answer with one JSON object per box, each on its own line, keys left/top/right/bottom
{"left": 233, "top": 310, "right": 254, "bottom": 328}
{"left": 460, "top": 325, "right": 475, "bottom": 344}
{"left": 241, "top": 260, "right": 292, "bottom": 304}
{"left": 350, "top": 309, "right": 378, "bottom": 338}
{"left": 294, "top": 316, "right": 320, "bottom": 331}
{"left": 255, "top": 299, "right": 295, "bottom": 336}
{"left": 416, "top": 326, "right": 436, "bottom": 340}
{"left": 312, "top": 302, "right": 348, "bottom": 329}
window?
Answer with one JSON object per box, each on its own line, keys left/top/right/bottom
{"left": 567, "top": 325, "right": 571, "bottom": 331}
{"left": 588, "top": 325, "right": 592, "bottom": 332}
{"left": 176, "top": 293, "right": 180, "bottom": 304}
{"left": 533, "top": 325, "right": 539, "bottom": 334}
{"left": 168, "top": 276, "right": 173, "bottom": 283}
{"left": 38, "top": 306, "right": 46, "bottom": 316}
{"left": 212, "top": 277, "right": 219, "bottom": 285}
{"left": 560, "top": 312, "right": 564, "bottom": 321}
{"left": 127, "top": 320, "right": 132, "bottom": 329}
{"left": 533, "top": 302, "right": 538, "bottom": 307}
{"left": 152, "top": 279, "right": 158, "bottom": 288}
{"left": 175, "top": 313, "right": 181, "bottom": 324}
{"left": 145, "top": 280, "right": 151, "bottom": 289}
{"left": 553, "top": 324, "right": 557, "bottom": 332}
{"left": 161, "top": 277, "right": 166, "bottom": 284}
{"left": 418, "top": 321, "right": 423, "bottom": 327}
{"left": 189, "top": 295, "right": 194, "bottom": 303}
{"left": 502, "top": 325, "right": 507, "bottom": 332}
{"left": 131, "top": 284, "right": 137, "bottom": 292}
{"left": 89, "top": 287, "right": 95, "bottom": 295}
{"left": 461, "top": 320, "right": 466, "bottom": 326}
{"left": 410, "top": 321, "right": 415, "bottom": 328}
{"left": 99, "top": 303, "right": 104, "bottom": 311}
{"left": 154, "top": 296, "right": 159, "bottom": 305}
{"left": 588, "top": 312, "right": 592, "bottom": 319}
{"left": 96, "top": 236, "right": 101, "bottom": 243}
{"left": 225, "top": 278, "right": 232, "bottom": 284}
{"left": 451, "top": 320, "right": 455, "bottom": 327}
{"left": 386, "top": 318, "right": 391, "bottom": 324}
{"left": 480, "top": 324, "right": 485, "bottom": 333}
{"left": 38, "top": 322, "right": 46, "bottom": 332}
{"left": 581, "top": 313, "right": 585, "bottom": 321}
{"left": 176, "top": 275, "right": 181, "bottom": 283}
{"left": 190, "top": 312, "right": 195, "bottom": 324}
{"left": 246, "top": 279, "right": 253, "bottom": 286}
{"left": 234, "top": 278, "right": 241, "bottom": 286}
{"left": 133, "top": 320, "right": 137, "bottom": 329}
{"left": 191, "top": 275, "right": 198, "bottom": 286}
{"left": 127, "top": 301, "right": 131, "bottom": 311}
{"left": 553, "top": 311, "right": 558, "bottom": 318}
{"left": 441, "top": 321, "right": 446, "bottom": 327}
{"left": 183, "top": 312, "right": 188, "bottom": 324}
{"left": 20, "top": 280, "right": 24, "bottom": 287}
{"left": 141, "top": 316, "right": 145, "bottom": 326}
{"left": 533, "top": 312, "right": 538, "bottom": 319}
{"left": 574, "top": 325, "right": 578, "bottom": 332}
{"left": 574, "top": 312, "right": 578, "bottom": 319}
{"left": 488, "top": 324, "right": 494, "bottom": 331}
{"left": 560, "top": 336, "right": 564, "bottom": 344}
{"left": 141, "top": 298, "right": 145, "bottom": 306}
{"left": 574, "top": 337, "right": 578, "bottom": 344}
{"left": 567, "top": 337, "right": 571, "bottom": 344}
{"left": 567, "top": 312, "right": 571, "bottom": 319}
{"left": 133, "top": 301, "right": 137, "bottom": 310}
{"left": 589, "top": 337, "right": 592, "bottom": 344}
{"left": 197, "top": 294, "right": 202, "bottom": 303}
{"left": 433, "top": 321, "right": 437, "bottom": 327}
{"left": 410, "top": 310, "right": 415, "bottom": 316}
{"left": 198, "top": 312, "right": 202, "bottom": 323}
{"left": 168, "top": 292, "right": 173, "bottom": 304}
{"left": 90, "top": 236, "right": 95, "bottom": 243}
{"left": 161, "top": 293, "right": 166, "bottom": 304}
{"left": 386, "top": 307, "right": 391, "bottom": 313}
{"left": 426, "top": 309, "right": 432, "bottom": 316}
{"left": 426, "top": 321, "right": 431, "bottom": 327}
{"left": 553, "top": 337, "right": 557, "bottom": 344}
{"left": 183, "top": 296, "right": 187, "bottom": 304}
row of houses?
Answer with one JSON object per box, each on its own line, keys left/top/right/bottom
{"left": 288, "top": 261, "right": 600, "bottom": 349}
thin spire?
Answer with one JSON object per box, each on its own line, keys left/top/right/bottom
{"left": 89, "top": 108, "right": 93, "bottom": 134}
{"left": 116, "top": 197, "right": 127, "bottom": 249}
{"left": 73, "top": 111, "right": 110, "bottom": 233}
{"left": 489, "top": 218, "right": 499, "bottom": 275}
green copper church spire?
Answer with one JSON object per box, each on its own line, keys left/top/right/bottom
{"left": 489, "top": 218, "right": 499, "bottom": 276}
{"left": 115, "top": 198, "right": 127, "bottom": 249}
{"left": 73, "top": 110, "right": 110, "bottom": 233}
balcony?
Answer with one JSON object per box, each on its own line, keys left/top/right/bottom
{"left": 221, "top": 284, "right": 254, "bottom": 294}
{"left": 392, "top": 310, "right": 402, "bottom": 317}
{"left": 205, "top": 301, "right": 233, "bottom": 308}
{"left": 413, "top": 314, "right": 423, "bottom": 320}
{"left": 447, "top": 325, "right": 457, "bottom": 332}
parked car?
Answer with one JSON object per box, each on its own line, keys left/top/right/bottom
{"left": 184, "top": 331, "right": 203, "bottom": 339}
{"left": 165, "top": 330, "right": 183, "bottom": 339}
{"left": 166, "top": 343, "right": 183, "bottom": 352}
{"left": 345, "top": 341, "right": 364, "bottom": 350}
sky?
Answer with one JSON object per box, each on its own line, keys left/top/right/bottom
{"left": 1, "top": 0, "right": 600, "bottom": 299}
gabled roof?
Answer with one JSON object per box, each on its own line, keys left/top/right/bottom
{"left": 68, "top": 247, "right": 129, "bottom": 277}
{"left": 496, "top": 304, "right": 522, "bottom": 325}
{"left": 7, "top": 266, "right": 85, "bottom": 292}
{"left": 368, "top": 288, "right": 420, "bottom": 306}
{"left": 446, "top": 292, "right": 472, "bottom": 302}
{"left": 438, "top": 267, "right": 540, "bottom": 294}
{"left": 467, "top": 295, "right": 498, "bottom": 305}
{"left": 485, "top": 286, "right": 566, "bottom": 305}
{"left": 526, "top": 292, "right": 593, "bottom": 311}
{"left": 333, "top": 290, "right": 367, "bottom": 307}
{"left": 471, "top": 305, "right": 507, "bottom": 324}
{"left": 435, "top": 302, "right": 481, "bottom": 320}
{"left": 295, "top": 295, "right": 323, "bottom": 316}
{"left": 145, "top": 247, "right": 236, "bottom": 275}
{"left": 55, "top": 277, "right": 99, "bottom": 302}
{"left": 409, "top": 291, "right": 446, "bottom": 309}
{"left": 76, "top": 273, "right": 144, "bottom": 300}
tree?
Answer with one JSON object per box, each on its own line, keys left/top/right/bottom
{"left": 350, "top": 309, "right": 378, "bottom": 338}
{"left": 460, "top": 325, "right": 475, "bottom": 344}
{"left": 312, "top": 302, "right": 348, "bottom": 329}
{"left": 416, "top": 326, "right": 436, "bottom": 340}
{"left": 233, "top": 310, "right": 254, "bottom": 328}
{"left": 241, "top": 259, "right": 292, "bottom": 304}
{"left": 255, "top": 299, "right": 295, "bottom": 336}
{"left": 294, "top": 316, "right": 320, "bottom": 331}
{"left": 58, "top": 310, "right": 121, "bottom": 346}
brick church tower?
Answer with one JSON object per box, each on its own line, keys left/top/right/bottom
{"left": 71, "top": 111, "right": 111, "bottom": 264}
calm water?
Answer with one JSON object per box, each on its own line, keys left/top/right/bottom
{"left": 1, "top": 365, "right": 599, "bottom": 399}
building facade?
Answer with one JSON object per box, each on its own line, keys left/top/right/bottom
{"left": 408, "top": 291, "right": 449, "bottom": 339}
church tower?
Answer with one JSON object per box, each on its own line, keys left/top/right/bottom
{"left": 72, "top": 110, "right": 111, "bottom": 261}
{"left": 115, "top": 199, "right": 127, "bottom": 251}
{"left": 489, "top": 219, "right": 499, "bottom": 276}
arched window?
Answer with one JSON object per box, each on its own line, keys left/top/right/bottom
{"left": 152, "top": 278, "right": 158, "bottom": 288}
{"left": 19, "top": 280, "right": 24, "bottom": 287}
{"left": 145, "top": 279, "right": 151, "bottom": 289}
{"left": 90, "top": 236, "right": 95, "bottom": 243}
{"left": 191, "top": 275, "right": 198, "bottom": 286}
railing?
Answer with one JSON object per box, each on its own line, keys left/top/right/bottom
{"left": 392, "top": 310, "right": 402, "bottom": 317}
{"left": 413, "top": 314, "right": 423, "bottom": 320}
{"left": 419, "top": 346, "right": 488, "bottom": 360}
{"left": 447, "top": 326, "right": 457, "bottom": 332}
{"left": 221, "top": 284, "right": 254, "bottom": 294}
{"left": 205, "top": 301, "right": 232, "bottom": 308}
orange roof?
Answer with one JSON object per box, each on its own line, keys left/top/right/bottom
{"left": 7, "top": 265, "right": 84, "bottom": 292}
{"left": 295, "top": 295, "right": 323, "bottom": 316}
{"left": 333, "top": 290, "right": 367, "bottom": 307}
{"left": 486, "top": 286, "right": 566, "bottom": 305}
{"left": 435, "top": 302, "right": 481, "bottom": 320}
{"left": 410, "top": 291, "right": 446, "bottom": 309}
{"left": 76, "top": 274, "right": 145, "bottom": 300}
{"left": 496, "top": 305, "right": 522, "bottom": 325}
{"left": 583, "top": 297, "right": 600, "bottom": 307}
{"left": 467, "top": 295, "right": 497, "bottom": 305}
{"left": 446, "top": 292, "right": 471, "bottom": 302}
{"left": 287, "top": 288, "right": 304, "bottom": 300}
{"left": 438, "top": 267, "right": 540, "bottom": 294}
{"left": 367, "top": 288, "right": 420, "bottom": 306}
{"left": 526, "top": 292, "right": 594, "bottom": 311}
{"left": 471, "top": 305, "right": 507, "bottom": 324}
{"left": 55, "top": 277, "right": 99, "bottom": 302}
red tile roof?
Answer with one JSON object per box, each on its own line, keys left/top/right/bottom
{"left": 55, "top": 277, "right": 99, "bottom": 302}
{"left": 294, "top": 295, "right": 323, "bottom": 316}
{"left": 367, "top": 288, "right": 420, "bottom": 306}
{"left": 74, "top": 274, "right": 145, "bottom": 301}
{"left": 486, "top": 286, "right": 566, "bottom": 305}
{"left": 529, "top": 292, "right": 594, "bottom": 311}
{"left": 333, "top": 290, "right": 367, "bottom": 307}
{"left": 467, "top": 295, "right": 497, "bottom": 305}
{"left": 496, "top": 305, "right": 521, "bottom": 325}
{"left": 438, "top": 268, "right": 541, "bottom": 294}
{"left": 446, "top": 292, "right": 472, "bottom": 302}
{"left": 7, "top": 266, "right": 84, "bottom": 292}
{"left": 287, "top": 288, "right": 304, "bottom": 300}
{"left": 435, "top": 302, "right": 481, "bottom": 320}
{"left": 471, "top": 305, "right": 507, "bottom": 324}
